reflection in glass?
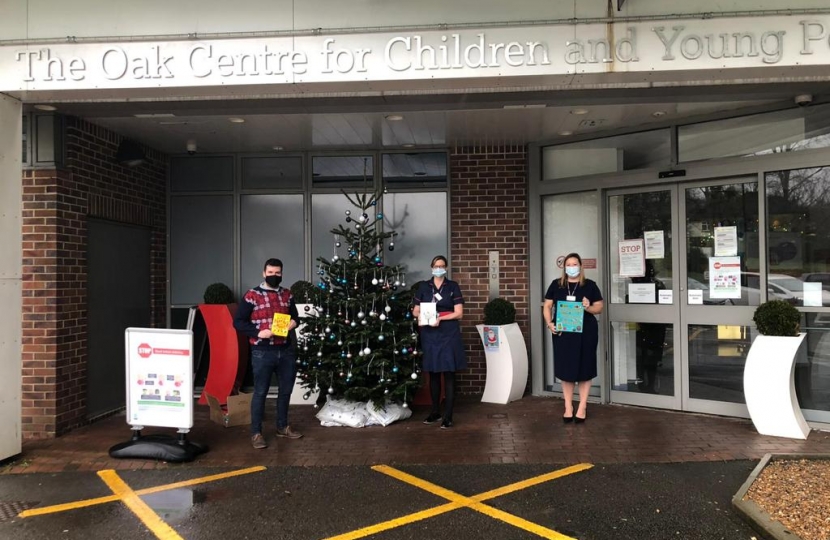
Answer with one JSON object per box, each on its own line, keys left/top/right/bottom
{"left": 608, "top": 190, "right": 672, "bottom": 304}
{"left": 766, "top": 166, "right": 830, "bottom": 308}
{"left": 382, "top": 153, "right": 447, "bottom": 187}
{"left": 688, "top": 324, "right": 752, "bottom": 403}
{"left": 679, "top": 104, "right": 830, "bottom": 162}
{"left": 800, "top": 314, "right": 830, "bottom": 412}
{"left": 240, "top": 195, "right": 304, "bottom": 295}
{"left": 382, "top": 192, "right": 447, "bottom": 284}
{"left": 611, "top": 321, "right": 674, "bottom": 396}
{"left": 312, "top": 156, "right": 374, "bottom": 189}
{"left": 543, "top": 129, "right": 670, "bottom": 181}
{"left": 242, "top": 157, "right": 303, "bottom": 189}
{"left": 685, "top": 182, "right": 759, "bottom": 306}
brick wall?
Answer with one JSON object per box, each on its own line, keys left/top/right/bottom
{"left": 21, "top": 117, "right": 167, "bottom": 439}
{"left": 450, "top": 144, "right": 529, "bottom": 395}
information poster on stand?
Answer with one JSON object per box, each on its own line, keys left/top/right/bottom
{"left": 125, "top": 328, "right": 193, "bottom": 429}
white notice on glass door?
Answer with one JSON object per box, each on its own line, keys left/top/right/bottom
{"left": 714, "top": 226, "right": 738, "bottom": 256}
{"left": 644, "top": 230, "right": 664, "bottom": 259}
{"left": 619, "top": 239, "right": 645, "bottom": 277}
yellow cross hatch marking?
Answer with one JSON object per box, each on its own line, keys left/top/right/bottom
{"left": 325, "top": 463, "right": 593, "bottom": 540}
{"left": 18, "top": 465, "right": 266, "bottom": 540}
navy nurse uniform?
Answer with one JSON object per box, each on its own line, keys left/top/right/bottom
{"left": 414, "top": 279, "right": 467, "bottom": 372}
{"left": 544, "top": 278, "right": 603, "bottom": 382}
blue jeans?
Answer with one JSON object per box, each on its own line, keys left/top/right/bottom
{"left": 250, "top": 346, "right": 297, "bottom": 435}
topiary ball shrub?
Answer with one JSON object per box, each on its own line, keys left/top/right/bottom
{"left": 752, "top": 299, "right": 801, "bottom": 336}
{"left": 483, "top": 298, "right": 516, "bottom": 326}
{"left": 290, "top": 280, "right": 317, "bottom": 303}
{"left": 203, "top": 282, "right": 235, "bottom": 304}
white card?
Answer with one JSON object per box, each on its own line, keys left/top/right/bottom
{"left": 418, "top": 302, "right": 437, "bottom": 326}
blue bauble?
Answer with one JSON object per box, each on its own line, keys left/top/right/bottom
{"left": 376, "top": 213, "right": 383, "bottom": 219}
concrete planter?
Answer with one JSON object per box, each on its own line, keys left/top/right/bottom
{"left": 476, "top": 323, "right": 528, "bottom": 404}
{"left": 743, "top": 333, "right": 809, "bottom": 439}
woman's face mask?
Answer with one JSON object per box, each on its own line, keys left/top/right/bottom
{"left": 432, "top": 267, "right": 447, "bottom": 277}
{"left": 565, "top": 266, "right": 580, "bottom": 278}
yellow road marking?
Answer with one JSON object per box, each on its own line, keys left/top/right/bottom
{"left": 19, "top": 494, "right": 121, "bottom": 517}
{"left": 98, "top": 470, "right": 183, "bottom": 540}
{"left": 324, "top": 464, "right": 593, "bottom": 540}
{"left": 19, "top": 466, "right": 266, "bottom": 518}
{"left": 324, "top": 502, "right": 461, "bottom": 540}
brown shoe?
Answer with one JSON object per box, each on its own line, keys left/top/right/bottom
{"left": 275, "top": 426, "right": 303, "bottom": 439}
{"left": 251, "top": 433, "right": 268, "bottom": 449}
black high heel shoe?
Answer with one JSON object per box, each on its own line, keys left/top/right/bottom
{"left": 563, "top": 414, "right": 574, "bottom": 424}
{"left": 574, "top": 412, "right": 586, "bottom": 424}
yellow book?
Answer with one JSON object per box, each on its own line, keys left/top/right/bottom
{"left": 270, "top": 313, "right": 292, "bottom": 337}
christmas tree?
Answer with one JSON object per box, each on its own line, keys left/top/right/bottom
{"left": 295, "top": 189, "right": 422, "bottom": 409}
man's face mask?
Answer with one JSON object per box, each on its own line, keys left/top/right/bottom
{"left": 265, "top": 275, "right": 282, "bottom": 288}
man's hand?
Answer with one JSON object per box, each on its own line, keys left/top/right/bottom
{"left": 258, "top": 329, "right": 273, "bottom": 339}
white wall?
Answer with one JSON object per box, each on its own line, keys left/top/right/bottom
{"left": 1, "top": 0, "right": 828, "bottom": 40}
{"left": 0, "top": 94, "right": 22, "bottom": 460}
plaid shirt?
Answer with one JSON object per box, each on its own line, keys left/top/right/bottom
{"left": 233, "top": 285, "right": 299, "bottom": 348}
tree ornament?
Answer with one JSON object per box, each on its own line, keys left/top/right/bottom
{"left": 355, "top": 223, "right": 361, "bottom": 230}
{"left": 379, "top": 314, "right": 387, "bottom": 321}
{"left": 345, "top": 216, "right": 352, "bottom": 222}
{"left": 364, "top": 347, "right": 371, "bottom": 355}
{"left": 378, "top": 334, "right": 385, "bottom": 341}
{"left": 357, "top": 311, "right": 365, "bottom": 319}
{"left": 304, "top": 305, "right": 311, "bottom": 312}
{"left": 411, "top": 372, "right": 418, "bottom": 380}
{"left": 385, "top": 305, "right": 392, "bottom": 313}
{"left": 328, "top": 387, "right": 334, "bottom": 394}
{"left": 345, "top": 210, "right": 351, "bottom": 216}
{"left": 388, "top": 243, "right": 395, "bottom": 251}
{"left": 332, "top": 255, "right": 339, "bottom": 262}
{"left": 377, "top": 213, "right": 383, "bottom": 219}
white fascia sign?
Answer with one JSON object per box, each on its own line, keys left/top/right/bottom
{"left": 2, "top": 15, "right": 830, "bottom": 92}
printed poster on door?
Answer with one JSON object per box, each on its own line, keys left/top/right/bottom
{"left": 618, "top": 239, "right": 645, "bottom": 277}
{"left": 125, "top": 328, "right": 194, "bottom": 429}
{"left": 708, "top": 257, "right": 741, "bottom": 299}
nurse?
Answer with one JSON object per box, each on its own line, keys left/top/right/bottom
{"left": 412, "top": 255, "right": 467, "bottom": 429}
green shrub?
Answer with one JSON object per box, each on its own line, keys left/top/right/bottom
{"left": 203, "top": 283, "right": 235, "bottom": 304}
{"left": 752, "top": 300, "right": 801, "bottom": 336}
{"left": 290, "top": 280, "right": 317, "bottom": 303}
{"left": 483, "top": 298, "right": 516, "bottom": 325}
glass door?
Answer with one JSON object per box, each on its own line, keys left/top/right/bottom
{"left": 607, "top": 186, "right": 681, "bottom": 410}
{"left": 607, "top": 177, "right": 760, "bottom": 416}
{"left": 679, "top": 177, "right": 760, "bottom": 416}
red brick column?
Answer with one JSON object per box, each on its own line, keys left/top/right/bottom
{"left": 450, "top": 144, "right": 529, "bottom": 395}
{"left": 21, "top": 117, "right": 167, "bottom": 438}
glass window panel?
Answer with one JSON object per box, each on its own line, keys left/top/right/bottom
{"left": 542, "top": 191, "right": 600, "bottom": 391}
{"left": 766, "top": 166, "right": 830, "bottom": 308}
{"left": 382, "top": 153, "right": 447, "bottom": 187}
{"left": 542, "top": 129, "right": 670, "bottom": 181}
{"left": 171, "top": 157, "right": 234, "bottom": 192}
{"left": 608, "top": 190, "right": 673, "bottom": 304}
{"left": 688, "top": 324, "right": 752, "bottom": 403}
{"left": 685, "top": 182, "right": 760, "bottom": 306}
{"left": 240, "top": 195, "right": 305, "bottom": 298}
{"left": 312, "top": 156, "right": 374, "bottom": 189}
{"left": 801, "top": 314, "right": 830, "bottom": 412}
{"left": 679, "top": 104, "right": 830, "bottom": 162}
{"left": 241, "top": 157, "right": 303, "bottom": 190}
{"left": 382, "top": 192, "right": 447, "bottom": 284}
{"left": 170, "top": 195, "right": 234, "bottom": 305}
{"left": 611, "top": 321, "right": 674, "bottom": 396}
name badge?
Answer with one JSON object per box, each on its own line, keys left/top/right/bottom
{"left": 434, "top": 292, "right": 443, "bottom": 301}
{"left": 566, "top": 295, "right": 576, "bottom": 301}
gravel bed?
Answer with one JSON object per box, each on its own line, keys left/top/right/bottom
{"left": 744, "top": 459, "right": 830, "bottom": 540}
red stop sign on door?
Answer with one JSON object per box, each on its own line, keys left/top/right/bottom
{"left": 137, "top": 343, "right": 152, "bottom": 358}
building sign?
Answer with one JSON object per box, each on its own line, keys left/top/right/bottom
{"left": 3, "top": 15, "right": 830, "bottom": 91}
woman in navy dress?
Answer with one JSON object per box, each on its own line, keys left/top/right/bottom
{"left": 542, "top": 253, "right": 603, "bottom": 423}
{"left": 412, "top": 255, "right": 467, "bottom": 429}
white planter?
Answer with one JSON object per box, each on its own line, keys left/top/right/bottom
{"left": 476, "top": 323, "right": 528, "bottom": 404}
{"left": 290, "top": 304, "right": 319, "bottom": 405}
{"left": 743, "top": 333, "right": 810, "bottom": 439}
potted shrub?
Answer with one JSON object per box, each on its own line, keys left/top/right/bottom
{"left": 197, "top": 282, "right": 248, "bottom": 407}
{"left": 743, "top": 299, "right": 809, "bottom": 439}
{"left": 476, "top": 298, "right": 527, "bottom": 404}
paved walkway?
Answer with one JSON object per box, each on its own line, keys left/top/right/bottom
{"left": 5, "top": 396, "right": 830, "bottom": 473}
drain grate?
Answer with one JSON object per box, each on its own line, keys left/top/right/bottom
{"left": 0, "top": 501, "right": 37, "bottom": 522}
